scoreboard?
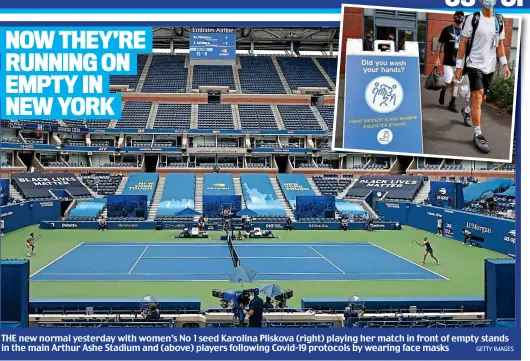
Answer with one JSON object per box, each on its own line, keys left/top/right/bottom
{"left": 189, "top": 29, "right": 236, "bottom": 61}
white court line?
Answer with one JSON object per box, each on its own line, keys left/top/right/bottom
{"left": 128, "top": 246, "right": 149, "bottom": 274}
{"left": 369, "top": 243, "right": 450, "bottom": 281}
{"left": 141, "top": 256, "right": 322, "bottom": 259}
{"left": 30, "top": 242, "right": 85, "bottom": 278}
{"left": 33, "top": 278, "right": 445, "bottom": 283}
{"left": 81, "top": 244, "right": 374, "bottom": 247}
{"left": 308, "top": 246, "right": 345, "bottom": 274}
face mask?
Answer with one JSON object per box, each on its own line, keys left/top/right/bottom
{"left": 482, "top": 0, "right": 496, "bottom": 9}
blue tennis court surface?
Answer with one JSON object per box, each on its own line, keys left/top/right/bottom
{"left": 31, "top": 242, "right": 447, "bottom": 282}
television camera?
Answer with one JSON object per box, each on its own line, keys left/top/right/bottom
{"left": 272, "top": 289, "right": 294, "bottom": 308}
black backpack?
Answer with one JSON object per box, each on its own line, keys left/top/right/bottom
{"left": 463, "top": 11, "right": 504, "bottom": 58}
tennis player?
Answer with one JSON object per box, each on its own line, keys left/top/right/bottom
{"left": 422, "top": 237, "right": 439, "bottom": 265}
{"left": 26, "top": 232, "right": 36, "bottom": 257}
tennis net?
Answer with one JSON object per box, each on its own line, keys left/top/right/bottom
{"left": 227, "top": 238, "right": 240, "bottom": 267}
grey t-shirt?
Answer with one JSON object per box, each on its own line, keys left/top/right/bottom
{"left": 462, "top": 12, "right": 505, "bottom": 74}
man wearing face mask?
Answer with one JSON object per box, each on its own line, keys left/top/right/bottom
{"left": 455, "top": 0, "right": 511, "bottom": 154}
{"left": 435, "top": 11, "right": 465, "bottom": 113}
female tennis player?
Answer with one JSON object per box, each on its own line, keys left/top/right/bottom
{"left": 422, "top": 237, "right": 439, "bottom": 265}
{"left": 26, "top": 232, "right": 36, "bottom": 257}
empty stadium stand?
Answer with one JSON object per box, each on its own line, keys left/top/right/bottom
{"left": 238, "top": 105, "right": 279, "bottom": 131}
{"left": 63, "top": 120, "right": 111, "bottom": 129}
{"left": 153, "top": 104, "right": 192, "bottom": 130}
{"left": 239, "top": 56, "right": 286, "bottom": 94}
{"left": 193, "top": 65, "right": 235, "bottom": 89}
{"left": 317, "top": 58, "right": 338, "bottom": 82}
{"left": 110, "top": 54, "right": 148, "bottom": 90}
{"left": 312, "top": 176, "right": 352, "bottom": 196}
{"left": 316, "top": 105, "right": 335, "bottom": 132}
{"left": 142, "top": 54, "right": 188, "bottom": 93}
{"left": 277, "top": 57, "right": 332, "bottom": 91}
{"left": 81, "top": 173, "right": 123, "bottom": 196}
{"left": 277, "top": 105, "right": 322, "bottom": 131}
{"left": 115, "top": 101, "right": 152, "bottom": 129}
{"left": 197, "top": 103, "right": 234, "bottom": 130}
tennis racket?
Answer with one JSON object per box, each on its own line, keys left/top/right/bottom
{"left": 412, "top": 240, "right": 423, "bottom": 247}
{"left": 34, "top": 235, "right": 41, "bottom": 242}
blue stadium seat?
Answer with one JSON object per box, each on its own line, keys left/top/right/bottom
{"left": 277, "top": 57, "right": 332, "bottom": 91}
{"left": 238, "top": 104, "right": 279, "bottom": 131}
{"left": 193, "top": 65, "right": 235, "bottom": 89}
{"left": 317, "top": 58, "right": 337, "bottom": 82}
{"left": 197, "top": 103, "right": 234, "bottom": 130}
{"left": 115, "top": 101, "right": 152, "bottom": 129}
{"left": 142, "top": 55, "right": 188, "bottom": 93}
{"left": 316, "top": 105, "right": 335, "bottom": 132}
{"left": 153, "top": 104, "right": 191, "bottom": 130}
{"left": 110, "top": 54, "right": 148, "bottom": 90}
{"left": 277, "top": 105, "right": 322, "bottom": 131}
{"left": 239, "top": 56, "right": 286, "bottom": 94}
{"left": 63, "top": 120, "right": 111, "bottom": 129}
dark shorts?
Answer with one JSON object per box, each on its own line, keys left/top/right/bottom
{"left": 426, "top": 248, "right": 433, "bottom": 253}
{"left": 466, "top": 68, "right": 494, "bottom": 93}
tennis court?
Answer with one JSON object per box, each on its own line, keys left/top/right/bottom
{"left": 30, "top": 241, "right": 447, "bottom": 282}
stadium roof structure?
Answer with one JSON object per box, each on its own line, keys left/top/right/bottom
{"left": 152, "top": 27, "right": 340, "bottom": 53}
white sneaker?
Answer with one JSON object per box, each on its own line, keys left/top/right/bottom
{"left": 26, "top": 254, "right": 31, "bottom": 257}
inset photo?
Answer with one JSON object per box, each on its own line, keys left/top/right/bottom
{"left": 333, "top": 4, "right": 520, "bottom": 162}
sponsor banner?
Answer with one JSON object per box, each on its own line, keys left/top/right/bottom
{"left": 429, "top": 181, "right": 464, "bottom": 209}
{"left": 11, "top": 172, "right": 89, "bottom": 199}
{"left": 347, "top": 175, "right": 422, "bottom": 200}
{"left": 443, "top": 222, "right": 454, "bottom": 239}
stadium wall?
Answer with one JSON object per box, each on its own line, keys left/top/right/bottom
{"left": 376, "top": 202, "right": 516, "bottom": 255}
{"left": 1, "top": 200, "right": 62, "bottom": 234}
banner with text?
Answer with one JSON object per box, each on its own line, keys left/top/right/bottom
{"left": 347, "top": 175, "right": 422, "bottom": 200}
{"left": 11, "top": 173, "right": 89, "bottom": 199}
{"left": 341, "top": 48, "right": 423, "bottom": 154}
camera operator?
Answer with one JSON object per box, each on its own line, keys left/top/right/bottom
{"left": 143, "top": 304, "right": 161, "bottom": 321}
{"left": 244, "top": 288, "right": 264, "bottom": 328}
{"left": 342, "top": 303, "right": 365, "bottom": 328}
{"left": 263, "top": 297, "right": 274, "bottom": 310}
{"left": 341, "top": 217, "right": 348, "bottom": 231}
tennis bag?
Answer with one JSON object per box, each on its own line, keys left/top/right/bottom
{"left": 424, "top": 66, "right": 446, "bottom": 91}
